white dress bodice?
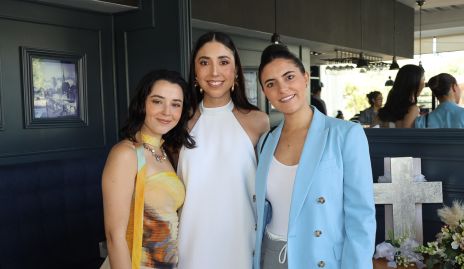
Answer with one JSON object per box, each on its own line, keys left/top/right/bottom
{"left": 177, "top": 100, "right": 257, "bottom": 269}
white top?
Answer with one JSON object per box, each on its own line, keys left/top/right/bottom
{"left": 265, "top": 156, "right": 298, "bottom": 238}
{"left": 177, "top": 100, "right": 256, "bottom": 269}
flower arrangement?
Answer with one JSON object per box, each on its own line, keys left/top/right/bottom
{"left": 374, "top": 232, "right": 425, "bottom": 268}
{"left": 417, "top": 201, "right": 464, "bottom": 269}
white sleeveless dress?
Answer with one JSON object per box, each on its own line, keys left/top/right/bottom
{"left": 177, "top": 100, "right": 256, "bottom": 269}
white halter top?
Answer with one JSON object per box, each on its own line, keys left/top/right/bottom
{"left": 177, "top": 100, "right": 256, "bottom": 269}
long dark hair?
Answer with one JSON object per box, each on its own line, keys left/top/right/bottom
{"left": 188, "top": 31, "right": 258, "bottom": 113}
{"left": 428, "top": 73, "right": 457, "bottom": 98}
{"left": 378, "top": 64, "right": 424, "bottom": 122}
{"left": 258, "top": 44, "right": 306, "bottom": 86}
{"left": 120, "top": 69, "right": 195, "bottom": 151}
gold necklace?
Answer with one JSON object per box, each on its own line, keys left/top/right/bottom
{"left": 140, "top": 132, "right": 167, "bottom": 162}
{"left": 142, "top": 143, "right": 167, "bottom": 162}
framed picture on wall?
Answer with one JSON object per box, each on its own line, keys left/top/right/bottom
{"left": 243, "top": 70, "right": 259, "bottom": 106}
{"left": 21, "top": 47, "right": 87, "bottom": 128}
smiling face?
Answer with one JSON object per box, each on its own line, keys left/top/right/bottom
{"left": 260, "top": 58, "right": 309, "bottom": 115}
{"left": 194, "top": 41, "right": 236, "bottom": 107}
{"left": 140, "top": 80, "right": 184, "bottom": 138}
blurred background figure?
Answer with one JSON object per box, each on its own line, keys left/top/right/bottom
{"left": 310, "top": 83, "right": 327, "bottom": 115}
{"left": 335, "top": 110, "right": 344, "bottom": 119}
{"left": 359, "top": 91, "right": 383, "bottom": 127}
{"left": 415, "top": 73, "right": 464, "bottom": 128}
{"left": 375, "top": 64, "right": 425, "bottom": 128}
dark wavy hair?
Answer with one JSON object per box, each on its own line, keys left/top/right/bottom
{"left": 366, "top": 91, "right": 382, "bottom": 106}
{"left": 120, "top": 69, "right": 195, "bottom": 153}
{"left": 188, "top": 31, "right": 258, "bottom": 113}
{"left": 378, "top": 64, "right": 424, "bottom": 122}
{"left": 427, "top": 73, "right": 457, "bottom": 98}
{"left": 258, "top": 44, "right": 306, "bottom": 86}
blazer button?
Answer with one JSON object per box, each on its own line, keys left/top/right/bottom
{"left": 318, "top": 260, "right": 325, "bottom": 267}
{"left": 252, "top": 250, "right": 255, "bottom": 256}
{"left": 255, "top": 224, "right": 257, "bottom": 230}
{"left": 317, "top": 196, "right": 325, "bottom": 204}
{"left": 314, "top": 230, "right": 322, "bottom": 237}
{"left": 253, "top": 195, "right": 256, "bottom": 202}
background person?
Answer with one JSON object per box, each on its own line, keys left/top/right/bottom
{"left": 375, "top": 64, "right": 425, "bottom": 128}
{"left": 310, "top": 83, "right": 327, "bottom": 115}
{"left": 359, "top": 91, "right": 383, "bottom": 126}
{"left": 415, "top": 73, "right": 464, "bottom": 128}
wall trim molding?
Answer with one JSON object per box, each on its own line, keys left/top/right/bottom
{"left": 178, "top": 0, "right": 191, "bottom": 79}
{"left": 0, "top": 56, "right": 3, "bottom": 131}
{"left": 365, "top": 128, "right": 464, "bottom": 145}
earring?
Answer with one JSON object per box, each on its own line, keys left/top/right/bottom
{"left": 194, "top": 78, "right": 203, "bottom": 93}
{"left": 231, "top": 75, "right": 238, "bottom": 92}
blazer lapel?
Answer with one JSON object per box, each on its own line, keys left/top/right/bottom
{"left": 288, "top": 109, "right": 329, "bottom": 234}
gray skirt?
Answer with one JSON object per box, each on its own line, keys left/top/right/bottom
{"left": 260, "top": 234, "right": 288, "bottom": 269}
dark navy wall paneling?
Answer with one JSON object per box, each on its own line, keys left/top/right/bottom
{"left": 0, "top": 0, "right": 117, "bottom": 164}
{"left": 365, "top": 128, "right": 464, "bottom": 244}
{"left": 114, "top": 0, "right": 191, "bottom": 127}
{"left": 0, "top": 56, "right": 3, "bottom": 131}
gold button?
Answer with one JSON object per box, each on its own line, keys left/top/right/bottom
{"left": 253, "top": 195, "right": 256, "bottom": 202}
{"left": 314, "top": 230, "right": 322, "bottom": 237}
{"left": 318, "top": 260, "right": 325, "bottom": 267}
{"left": 317, "top": 197, "right": 325, "bottom": 204}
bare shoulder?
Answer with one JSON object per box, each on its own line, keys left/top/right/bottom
{"left": 105, "top": 140, "right": 137, "bottom": 169}
{"left": 403, "top": 104, "right": 420, "bottom": 128}
{"left": 236, "top": 109, "right": 270, "bottom": 135}
{"left": 234, "top": 109, "right": 270, "bottom": 146}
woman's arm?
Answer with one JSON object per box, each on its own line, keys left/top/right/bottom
{"left": 401, "top": 105, "right": 420, "bottom": 128}
{"left": 102, "top": 141, "right": 138, "bottom": 269}
{"left": 341, "top": 124, "right": 376, "bottom": 268}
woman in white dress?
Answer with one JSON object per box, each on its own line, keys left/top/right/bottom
{"left": 176, "top": 32, "right": 269, "bottom": 269}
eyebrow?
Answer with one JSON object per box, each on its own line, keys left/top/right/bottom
{"left": 263, "top": 70, "right": 296, "bottom": 85}
{"left": 149, "top": 94, "right": 183, "bottom": 103}
{"left": 197, "top": 55, "right": 232, "bottom": 61}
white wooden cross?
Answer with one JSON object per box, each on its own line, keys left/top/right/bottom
{"left": 374, "top": 157, "right": 443, "bottom": 244}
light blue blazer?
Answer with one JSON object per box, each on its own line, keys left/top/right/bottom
{"left": 254, "top": 108, "right": 376, "bottom": 269}
{"left": 415, "top": 101, "right": 464, "bottom": 128}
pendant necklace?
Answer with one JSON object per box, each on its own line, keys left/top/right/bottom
{"left": 142, "top": 143, "right": 167, "bottom": 162}
{"left": 140, "top": 132, "right": 167, "bottom": 163}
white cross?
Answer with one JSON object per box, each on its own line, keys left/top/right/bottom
{"left": 374, "top": 157, "right": 443, "bottom": 244}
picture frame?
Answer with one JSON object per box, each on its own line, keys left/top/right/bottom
{"left": 21, "top": 47, "right": 87, "bottom": 128}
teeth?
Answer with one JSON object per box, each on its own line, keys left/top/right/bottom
{"left": 280, "top": 94, "right": 295, "bottom": 102}
{"left": 208, "top": 81, "right": 223, "bottom": 86}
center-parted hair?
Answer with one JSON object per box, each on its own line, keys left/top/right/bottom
{"left": 378, "top": 64, "right": 424, "bottom": 122}
{"left": 188, "top": 31, "right": 258, "bottom": 114}
{"left": 427, "top": 73, "right": 457, "bottom": 98}
{"left": 120, "top": 69, "right": 195, "bottom": 152}
{"left": 258, "top": 44, "right": 305, "bottom": 86}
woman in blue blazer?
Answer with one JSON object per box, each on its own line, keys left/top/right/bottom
{"left": 253, "top": 44, "right": 376, "bottom": 269}
{"left": 415, "top": 73, "right": 464, "bottom": 128}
